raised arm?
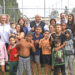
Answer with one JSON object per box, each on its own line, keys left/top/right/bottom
{"left": 29, "top": 40, "right": 35, "bottom": 52}
{"left": 54, "top": 42, "right": 66, "bottom": 51}
{"left": 39, "top": 39, "right": 42, "bottom": 48}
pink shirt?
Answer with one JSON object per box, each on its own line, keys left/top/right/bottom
{"left": 0, "top": 41, "right": 8, "bottom": 61}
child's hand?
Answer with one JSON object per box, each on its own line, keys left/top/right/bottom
{"left": 9, "top": 46, "right": 12, "bottom": 50}
{"left": 31, "top": 27, "right": 35, "bottom": 31}
{"left": 61, "top": 59, "right": 64, "bottom": 62}
{"left": 51, "top": 66, "right": 54, "bottom": 71}
{"left": 30, "top": 43, "right": 34, "bottom": 48}
{"left": 46, "top": 45, "right": 51, "bottom": 50}
{"left": 39, "top": 40, "right": 42, "bottom": 48}
{"left": 14, "top": 54, "right": 18, "bottom": 58}
{"left": 49, "top": 46, "right": 51, "bottom": 50}
{"left": 35, "top": 40, "right": 39, "bottom": 44}
{"left": 54, "top": 47, "right": 59, "bottom": 51}
{"left": 51, "top": 37, "right": 54, "bottom": 42}
{"left": 30, "top": 40, "right": 33, "bottom": 43}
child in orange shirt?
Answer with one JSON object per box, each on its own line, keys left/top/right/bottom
{"left": 39, "top": 30, "right": 52, "bottom": 75}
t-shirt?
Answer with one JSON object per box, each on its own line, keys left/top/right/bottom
{"left": 51, "top": 33, "right": 66, "bottom": 47}
{"left": 65, "top": 39, "right": 74, "bottom": 55}
{"left": 8, "top": 45, "right": 18, "bottom": 61}
{"left": 33, "top": 32, "right": 43, "bottom": 55}
{"left": 0, "top": 24, "right": 10, "bottom": 43}
{"left": 23, "top": 26, "right": 28, "bottom": 36}
{"left": 39, "top": 38, "right": 51, "bottom": 55}
{"left": 10, "top": 28, "right": 16, "bottom": 34}
{"left": 52, "top": 48, "right": 65, "bottom": 66}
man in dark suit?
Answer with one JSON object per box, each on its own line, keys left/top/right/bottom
{"left": 30, "top": 14, "right": 45, "bottom": 33}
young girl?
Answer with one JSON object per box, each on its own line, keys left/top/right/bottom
{"left": 0, "top": 36, "right": 8, "bottom": 75}
{"left": 65, "top": 31, "right": 74, "bottom": 75}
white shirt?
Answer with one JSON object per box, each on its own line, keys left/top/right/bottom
{"left": 0, "top": 24, "right": 10, "bottom": 43}
{"left": 44, "top": 25, "right": 49, "bottom": 31}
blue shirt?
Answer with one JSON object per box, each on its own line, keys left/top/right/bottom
{"left": 33, "top": 32, "right": 43, "bottom": 55}
{"left": 23, "top": 27, "right": 28, "bottom": 36}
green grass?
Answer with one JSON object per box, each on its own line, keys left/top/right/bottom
{"left": 5, "top": 67, "right": 45, "bottom": 75}
{"left": 5, "top": 59, "right": 75, "bottom": 75}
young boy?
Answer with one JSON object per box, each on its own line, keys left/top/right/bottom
{"left": 54, "top": 39, "right": 65, "bottom": 64}
{"left": 50, "top": 24, "right": 66, "bottom": 75}
{"left": 0, "top": 36, "right": 8, "bottom": 75}
{"left": 31, "top": 26, "right": 43, "bottom": 75}
{"left": 16, "top": 32, "right": 25, "bottom": 43}
{"left": 10, "top": 22, "right": 16, "bottom": 34}
{"left": 16, "top": 32, "right": 35, "bottom": 75}
{"left": 52, "top": 38, "right": 65, "bottom": 75}
{"left": 61, "top": 22, "right": 73, "bottom": 39}
{"left": 39, "top": 30, "right": 52, "bottom": 75}
{"left": 8, "top": 36, "right": 18, "bottom": 75}
{"left": 65, "top": 31, "right": 74, "bottom": 75}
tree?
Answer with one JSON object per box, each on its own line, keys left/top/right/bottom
{"left": 50, "top": 9, "right": 59, "bottom": 19}
{"left": 0, "top": 5, "right": 2, "bottom": 14}
{"left": 64, "top": 6, "right": 69, "bottom": 16}
{"left": 0, "top": 0, "right": 21, "bottom": 22}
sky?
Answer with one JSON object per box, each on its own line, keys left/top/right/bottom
{"left": 17, "top": 0, "right": 75, "bottom": 18}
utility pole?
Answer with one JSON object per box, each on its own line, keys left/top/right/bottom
{"left": 61, "top": 0, "right": 62, "bottom": 12}
{"left": 22, "top": 0, "right": 23, "bottom": 16}
{"left": 68, "top": 0, "right": 69, "bottom": 11}
{"left": 44, "top": 0, "right": 46, "bottom": 17}
{"left": 3, "top": 0, "right": 5, "bottom": 14}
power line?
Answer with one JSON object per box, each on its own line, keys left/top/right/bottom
{"left": 3, "top": 0, "right": 5, "bottom": 14}
{"left": 4, "top": 7, "right": 72, "bottom": 10}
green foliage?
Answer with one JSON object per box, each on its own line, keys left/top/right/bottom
{"left": 0, "top": 0, "right": 21, "bottom": 23}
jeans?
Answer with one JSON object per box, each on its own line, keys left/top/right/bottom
{"left": 9, "top": 61, "right": 18, "bottom": 75}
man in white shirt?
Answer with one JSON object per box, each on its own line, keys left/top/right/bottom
{"left": 0, "top": 15, "right": 10, "bottom": 48}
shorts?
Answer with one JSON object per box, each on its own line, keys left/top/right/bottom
{"left": 42, "top": 54, "right": 52, "bottom": 65}
{"left": 0, "top": 59, "right": 5, "bottom": 65}
{"left": 30, "top": 55, "right": 40, "bottom": 63}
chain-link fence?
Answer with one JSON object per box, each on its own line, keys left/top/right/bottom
{"left": 0, "top": 0, "right": 75, "bottom": 23}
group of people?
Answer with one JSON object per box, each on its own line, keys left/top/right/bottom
{"left": 0, "top": 13, "right": 75, "bottom": 75}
